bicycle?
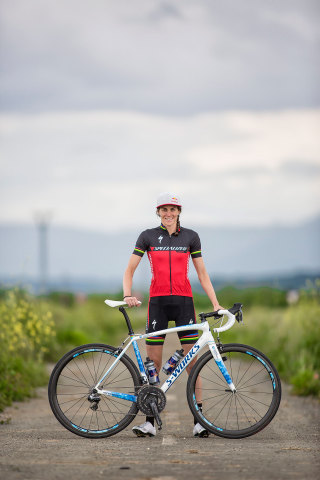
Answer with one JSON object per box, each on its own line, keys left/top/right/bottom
{"left": 48, "top": 300, "right": 281, "bottom": 439}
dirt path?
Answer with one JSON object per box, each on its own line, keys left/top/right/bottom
{"left": 0, "top": 335, "right": 319, "bottom": 480}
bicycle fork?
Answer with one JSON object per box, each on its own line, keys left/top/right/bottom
{"left": 208, "top": 343, "right": 236, "bottom": 392}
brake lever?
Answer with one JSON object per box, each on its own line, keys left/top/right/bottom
{"left": 236, "top": 307, "right": 243, "bottom": 324}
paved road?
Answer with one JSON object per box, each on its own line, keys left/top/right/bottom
{"left": 0, "top": 336, "right": 319, "bottom": 480}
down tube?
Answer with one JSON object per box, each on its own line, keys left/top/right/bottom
{"left": 161, "top": 342, "right": 202, "bottom": 393}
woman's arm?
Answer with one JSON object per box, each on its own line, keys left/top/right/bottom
{"left": 192, "top": 257, "right": 223, "bottom": 311}
{"left": 123, "top": 254, "right": 142, "bottom": 307}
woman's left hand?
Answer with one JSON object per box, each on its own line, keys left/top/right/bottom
{"left": 213, "top": 304, "right": 224, "bottom": 312}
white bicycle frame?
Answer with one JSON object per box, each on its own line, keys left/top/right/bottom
{"left": 93, "top": 301, "right": 237, "bottom": 402}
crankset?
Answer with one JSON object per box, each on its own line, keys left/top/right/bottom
{"left": 137, "top": 385, "right": 166, "bottom": 430}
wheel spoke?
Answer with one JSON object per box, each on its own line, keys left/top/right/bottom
{"left": 206, "top": 362, "right": 228, "bottom": 386}
{"left": 237, "top": 378, "right": 272, "bottom": 390}
{"left": 233, "top": 351, "right": 242, "bottom": 385}
{"left": 96, "top": 353, "right": 114, "bottom": 384}
{"left": 236, "top": 391, "right": 257, "bottom": 424}
{"left": 237, "top": 391, "right": 272, "bottom": 409}
{"left": 211, "top": 393, "right": 233, "bottom": 423}
{"left": 78, "top": 405, "right": 91, "bottom": 427}
{"left": 198, "top": 374, "right": 227, "bottom": 388}
{"left": 92, "top": 352, "right": 98, "bottom": 384}
{"left": 224, "top": 394, "right": 234, "bottom": 429}
{"left": 72, "top": 361, "right": 92, "bottom": 388}
{"left": 238, "top": 365, "right": 266, "bottom": 390}
{"left": 58, "top": 395, "right": 87, "bottom": 407}
{"left": 60, "top": 372, "right": 89, "bottom": 388}
{"left": 82, "top": 355, "right": 96, "bottom": 385}
{"left": 101, "top": 396, "right": 119, "bottom": 425}
{"left": 189, "top": 347, "right": 280, "bottom": 437}
{"left": 235, "top": 357, "right": 256, "bottom": 389}
{"left": 69, "top": 395, "right": 88, "bottom": 419}
{"left": 49, "top": 346, "right": 140, "bottom": 437}
{"left": 236, "top": 393, "right": 262, "bottom": 421}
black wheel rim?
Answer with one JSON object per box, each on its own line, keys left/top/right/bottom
{"left": 193, "top": 348, "right": 280, "bottom": 436}
{"left": 53, "top": 348, "right": 137, "bottom": 434}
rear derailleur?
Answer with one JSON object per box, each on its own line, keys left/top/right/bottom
{"left": 88, "top": 388, "right": 101, "bottom": 411}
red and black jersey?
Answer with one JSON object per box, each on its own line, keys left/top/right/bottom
{"left": 133, "top": 224, "right": 202, "bottom": 297}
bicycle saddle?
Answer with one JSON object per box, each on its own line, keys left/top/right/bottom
{"left": 104, "top": 299, "right": 127, "bottom": 307}
{"left": 104, "top": 299, "right": 142, "bottom": 308}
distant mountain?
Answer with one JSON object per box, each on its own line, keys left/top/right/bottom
{"left": 0, "top": 216, "right": 319, "bottom": 293}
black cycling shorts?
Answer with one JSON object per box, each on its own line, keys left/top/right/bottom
{"left": 146, "top": 295, "right": 198, "bottom": 346}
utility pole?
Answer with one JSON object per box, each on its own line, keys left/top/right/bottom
{"left": 34, "top": 212, "right": 52, "bottom": 295}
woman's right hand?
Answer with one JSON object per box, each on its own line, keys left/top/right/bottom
{"left": 124, "top": 296, "right": 141, "bottom": 307}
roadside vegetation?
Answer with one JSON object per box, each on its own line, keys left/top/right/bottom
{"left": 0, "top": 289, "right": 55, "bottom": 411}
{"left": 0, "top": 282, "right": 319, "bottom": 411}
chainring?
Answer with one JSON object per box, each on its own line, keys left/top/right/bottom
{"left": 137, "top": 385, "right": 166, "bottom": 416}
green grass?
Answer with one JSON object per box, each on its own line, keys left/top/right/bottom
{"left": 45, "top": 297, "right": 148, "bottom": 361}
{"left": 1, "top": 283, "right": 319, "bottom": 412}
{"left": 0, "top": 289, "right": 55, "bottom": 411}
{"left": 0, "top": 357, "right": 48, "bottom": 411}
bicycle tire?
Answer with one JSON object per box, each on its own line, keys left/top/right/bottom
{"left": 187, "top": 343, "right": 281, "bottom": 439}
{"left": 48, "top": 343, "right": 141, "bottom": 438}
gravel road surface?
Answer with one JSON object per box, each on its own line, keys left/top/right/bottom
{"left": 0, "top": 336, "right": 319, "bottom": 480}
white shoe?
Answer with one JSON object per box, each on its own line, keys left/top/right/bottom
{"left": 193, "top": 422, "right": 209, "bottom": 437}
{"left": 132, "top": 421, "right": 156, "bottom": 437}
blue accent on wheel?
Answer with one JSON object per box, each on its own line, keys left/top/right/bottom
{"left": 198, "top": 410, "right": 223, "bottom": 431}
{"left": 193, "top": 394, "right": 199, "bottom": 410}
{"left": 246, "top": 350, "right": 276, "bottom": 390}
{"left": 193, "top": 395, "right": 223, "bottom": 431}
{"left": 71, "top": 423, "right": 119, "bottom": 434}
{"left": 73, "top": 348, "right": 117, "bottom": 358}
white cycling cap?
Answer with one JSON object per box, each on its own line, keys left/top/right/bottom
{"left": 157, "top": 192, "right": 182, "bottom": 208}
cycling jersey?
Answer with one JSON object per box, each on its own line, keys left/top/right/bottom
{"left": 133, "top": 224, "right": 202, "bottom": 297}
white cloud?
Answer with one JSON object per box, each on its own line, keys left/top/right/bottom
{"left": 0, "top": 108, "right": 319, "bottom": 231}
{"left": 186, "top": 110, "right": 320, "bottom": 173}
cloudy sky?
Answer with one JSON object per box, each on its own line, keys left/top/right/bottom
{"left": 0, "top": 0, "right": 319, "bottom": 232}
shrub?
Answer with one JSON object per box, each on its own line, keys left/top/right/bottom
{"left": 0, "top": 289, "right": 55, "bottom": 411}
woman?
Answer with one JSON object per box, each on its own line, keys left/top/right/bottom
{"left": 123, "top": 192, "right": 223, "bottom": 437}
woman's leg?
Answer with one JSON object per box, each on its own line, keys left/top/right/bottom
{"left": 146, "top": 344, "right": 163, "bottom": 375}
{"left": 183, "top": 343, "right": 202, "bottom": 404}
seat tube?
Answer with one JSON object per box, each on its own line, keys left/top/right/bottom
{"left": 132, "top": 340, "right": 148, "bottom": 382}
{"left": 119, "top": 306, "right": 134, "bottom": 335}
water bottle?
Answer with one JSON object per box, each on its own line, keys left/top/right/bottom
{"left": 144, "top": 357, "right": 160, "bottom": 385}
{"left": 162, "top": 349, "right": 184, "bottom": 375}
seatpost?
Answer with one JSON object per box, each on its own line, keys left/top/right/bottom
{"left": 119, "top": 306, "right": 134, "bottom": 335}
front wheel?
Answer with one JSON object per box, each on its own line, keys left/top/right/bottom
{"left": 187, "top": 344, "right": 281, "bottom": 438}
{"left": 48, "top": 344, "right": 141, "bottom": 438}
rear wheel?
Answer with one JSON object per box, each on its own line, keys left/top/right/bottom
{"left": 187, "top": 344, "right": 281, "bottom": 438}
{"left": 48, "top": 344, "right": 141, "bottom": 438}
